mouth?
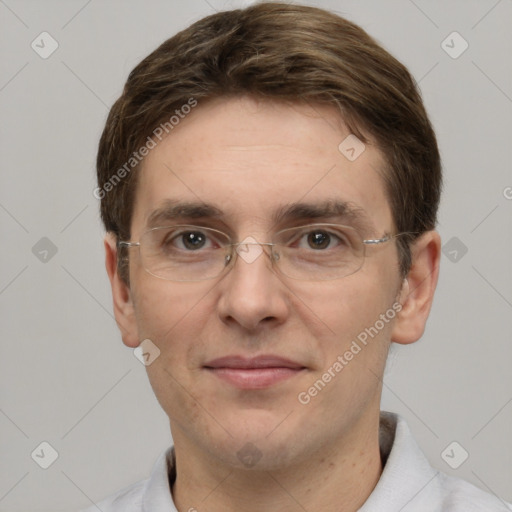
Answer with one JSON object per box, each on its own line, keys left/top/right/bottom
{"left": 203, "top": 355, "right": 306, "bottom": 390}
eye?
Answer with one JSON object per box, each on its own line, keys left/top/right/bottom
{"left": 163, "top": 229, "right": 215, "bottom": 251}
{"left": 295, "top": 228, "right": 350, "bottom": 251}
{"left": 305, "top": 231, "right": 332, "bottom": 250}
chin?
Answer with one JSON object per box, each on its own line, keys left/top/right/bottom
{"left": 211, "top": 436, "right": 302, "bottom": 472}
{"left": 201, "top": 410, "right": 308, "bottom": 469}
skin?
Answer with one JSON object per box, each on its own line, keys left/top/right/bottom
{"left": 105, "top": 95, "right": 440, "bottom": 512}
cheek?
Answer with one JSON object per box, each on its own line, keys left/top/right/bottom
{"left": 136, "top": 282, "right": 216, "bottom": 429}
{"left": 294, "top": 269, "right": 399, "bottom": 409}
{"left": 295, "top": 283, "right": 396, "bottom": 424}
{"left": 327, "top": 270, "right": 399, "bottom": 371}
{"left": 146, "top": 360, "right": 218, "bottom": 442}
{"left": 132, "top": 273, "right": 212, "bottom": 340}
{"left": 295, "top": 268, "right": 398, "bottom": 345}
{"left": 131, "top": 277, "right": 218, "bottom": 409}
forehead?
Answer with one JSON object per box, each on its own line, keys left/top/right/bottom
{"left": 131, "top": 96, "right": 393, "bottom": 236}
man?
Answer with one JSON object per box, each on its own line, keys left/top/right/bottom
{"left": 86, "top": 2, "right": 511, "bottom": 511}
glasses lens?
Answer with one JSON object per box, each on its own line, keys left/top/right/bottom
{"left": 273, "top": 224, "right": 364, "bottom": 280}
{"left": 137, "top": 223, "right": 368, "bottom": 282}
{"left": 140, "top": 226, "right": 230, "bottom": 281}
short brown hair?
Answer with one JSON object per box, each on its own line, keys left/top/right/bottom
{"left": 97, "top": 2, "right": 441, "bottom": 284}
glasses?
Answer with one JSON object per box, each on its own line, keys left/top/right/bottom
{"left": 118, "top": 223, "right": 400, "bottom": 282}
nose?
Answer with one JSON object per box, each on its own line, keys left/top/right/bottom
{"left": 216, "top": 239, "right": 289, "bottom": 332}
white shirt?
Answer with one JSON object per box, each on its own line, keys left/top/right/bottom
{"left": 82, "top": 411, "right": 512, "bottom": 511}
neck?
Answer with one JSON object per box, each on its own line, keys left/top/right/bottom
{"left": 171, "top": 411, "right": 383, "bottom": 512}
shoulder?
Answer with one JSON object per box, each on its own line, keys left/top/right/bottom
{"left": 80, "top": 478, "right": 146, "bottom": 512}
{"left": 78, "top": 447, "right": 175, "bottom": 512}
{"left": 437, "top": 472, "right": 512, "bottom": 511}
{"left": 372, "top": 412, "right": 512, "bottom": 512}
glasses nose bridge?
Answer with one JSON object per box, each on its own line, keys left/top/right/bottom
{"left": 226, "top": 239, "right": 278, "bottom": 269}
{"left": 231, "top": 240, "right": 275, "bottom": 249}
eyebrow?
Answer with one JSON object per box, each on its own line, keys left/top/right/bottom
{"left": 146, "top": 198, "right": 375, "bottom": 233}
{"left": 146, "top": 200, "right": 224, "bottom": 227}
{"left": 273, "top": 200, "right": 374, "bottom": 232}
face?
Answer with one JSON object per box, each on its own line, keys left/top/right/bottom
{"left": 113, "top": 96, "right": 415, "bottom": 470}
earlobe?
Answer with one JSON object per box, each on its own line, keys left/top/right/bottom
{"left": 104, "top": 233, "right": 140, "bottom": 348}
{"left": 391, "top": 231, "right": 441, "bottom": 345}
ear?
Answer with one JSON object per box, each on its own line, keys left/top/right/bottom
{"left": 391, "top": 231, "right": 441, "bottom": 345}
{"left": 104, "top": 233, "right": 140, "bottom": 348}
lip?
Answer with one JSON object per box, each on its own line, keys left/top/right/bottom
{"left": 204, "top": 355, "right": 306, "bottom": 389}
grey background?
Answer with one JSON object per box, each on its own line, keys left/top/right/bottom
{"left": 0, "top": 0, "right": 511, "bottom": 510}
